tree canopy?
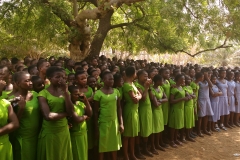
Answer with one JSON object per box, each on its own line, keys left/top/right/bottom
{"left": 0, "top": 0, "right": 240, "bottom": 60}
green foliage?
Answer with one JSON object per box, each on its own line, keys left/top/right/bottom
{"left": 1, "top": 0, "right": 240, "bottom": 58}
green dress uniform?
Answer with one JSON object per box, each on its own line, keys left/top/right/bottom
{"left": 94, "top": 89, "right": 122, "bottom": 152}
{"left": 161, "top": 80, "right": 171, "bottom": 125}
{"left": 37, "top": 89, "right": 73, "bottom": 160}
{"left": 70, "top": 101, "right": 88, "bottom": 160}
{"left": 183, "top": 86, "right": 195, "bottom": 128}
{"left": 135, "top": 82, "right": 152, "bottom": 137}
{"left": 151, "top": 86, "right": 164, "bottom": 133}
{"left": 10, "top": 91, "right": 40, "bottom": 160}
{"left": 168, "top": 87, "right": 185, "bottom": 129}
{"left": 122, "top": 82, "right": 140, "bottom": 137}
{"left": 190, "top": 81, "right": 199, "bottom": 120}
{"left": 83, "top": 87, "right": 95, "bottom": 150}
{"left": 0, "top": 99, "right": 13, "bottom": 160}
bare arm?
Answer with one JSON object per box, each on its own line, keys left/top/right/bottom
{"left": 128, "top": 90, "right": 141, "bottom": 104}
{"left": 117, "top": 98, "right": 124, "bottom": 133}
{"left": 0, "top": 105, "right": 19, "bottom": 136}
{"left": 161, "top": 92, "right": 168, "bottom": 103}
{"left": 170, "top": 94, "right": 188, "bottom": 104}
{"left": 38, "top": 97, "right": 67, "bottom": 121}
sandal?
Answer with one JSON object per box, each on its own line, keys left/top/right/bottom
{"left": 215, "top": 127, "right": 221, "bottom": 132}
{"left": 174, "top": 140, "right": 183, "bottom": 146}
{"left": 220, "top": 125, "right": 227, "bottom": 131}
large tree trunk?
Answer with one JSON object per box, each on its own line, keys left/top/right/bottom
{"left": 86, "top": 10, "right": 114, "bottom": 60}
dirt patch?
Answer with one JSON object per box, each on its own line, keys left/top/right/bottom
{"left": 148, "top": 128, "right": 240, "bottom": 160}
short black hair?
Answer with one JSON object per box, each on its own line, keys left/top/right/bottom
{"left": 12, "top": 71, "right": 29, "bottom": 83}
{"left": 153, "top": 74, "right": 163, "bottom": 83}
{"left": 75, "top": 70, "right": 86, "bottom": 78}
{"left": 68, "top": 85, "right": 79, "bottom": 93}
{"left": 28, "top": 65, "right": 37, "bottom": 73}
{"left": 46, "top": 66, "right": 64, "bottom": 79}
{"left": 37, "top": 59, "right": 47, "bottom": 70}
{"left": 175, "top": 74, "right": 184, "bottom": 82}
{"left": 125, "top": 66, "right": 135, "bottom": 77}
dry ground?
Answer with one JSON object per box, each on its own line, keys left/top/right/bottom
{"left": 148, "top": 127, "right": 240, "bottom": 160}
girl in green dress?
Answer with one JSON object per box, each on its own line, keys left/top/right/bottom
{"left": 93, "top": 71, "right": 123, "bottom": 160}
{"left": 68, "top": 85, "right": 92, "bottom": 160}
{"left": 0, "top": 99, "right": 19, "bottom": 160}
{"left": 135, "top": 70, "right": 153, "bottom": 157}
{"left": 9, "top": 71, "right": 40, "bottom": 160}
{"left": 160, "top": 68, "right": 171, "bottom": 126}
{"left": 190, "top": 72, "right": 204, "bottom": 137}
{"left": 169, "top": 74, "right": 189, "bottom": 148}
{"left": 75, "top": 70, "right": 96, "bottom": 159}
{"left": 150, "top": 75, "right": 168, "bottom": 152}
{"left": 122, "top": 66, "right": 141, "bottom": 160}
{"left": 37, "top": 66, "right": 73, "bottom": 160}
{"left": 183, "top": 75, "right": 196, "bottom": 142}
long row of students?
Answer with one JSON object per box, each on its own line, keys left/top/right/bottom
{"left": 0, "top": 56, "right": 240, "bottom": 160}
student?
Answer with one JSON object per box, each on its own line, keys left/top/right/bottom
{"left": 190, "top": 72, "right": 203, "bottom": 137}
{"left": 37, "top": 60, "right": 50, "bottom": 87}
{"left": 113, "top": 73, "right": 124, "bottom": 99}
{"left": 135, "top": 70, "right": 153, "bottom": 157}
{"left": 28, "top": 65, "right": 39, "bottom": 76}
{"left": 65, "top": 59, "right": 75, "bottom": 75}
{"left": 93, "top": 72, "right": 123, "bottom": 160}
{"left": 227, "top": 71, "right": 236, "bottom": 127}
{"left": 183, "top": 75, "right": 196, "bottom": 142}
{"left": 9, "top": 71, "right": 40, "bottom": 160}
{"left": 68, "top": 85, "right": 92, "bottom": 160}
{"left": 67, "top": 73, "right": 75, "bottom": 86}
{"left": 169, "top": 74, "right": 189, "bottom": 148}
{"left": 150, "top": 74, "right": 168, "bottom": 152}
{"left": 122, "top": 66, "right": 142, "bottom": 160}
{"left": 37, "top": 66, "right": 73, "bottom": 160}
{"left": 197, "top": 70, "right": 214, "bottom": 136}
{"left": 75, "top": 71, "right": 95, "bottom": 153}
{"left": 87, "top": 76, "right": 97, "bottom": 92}
{"left": 0, "top": 99, "right": 19, "bottom": 160}
{"left": 234, "top": 72, "right": 240, "bottom": 126}
{"left": 209, "top": 75, "right": 222, "bottom": 132}
{"left": 217, "top": 69, "right": 229, "bottom": 130}
{"left": 32, "top": 76, "right": 45, "bottom": 93}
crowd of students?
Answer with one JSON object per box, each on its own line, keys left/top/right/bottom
{"left": 0, "top": 55, "right": 240, "bottom": 160}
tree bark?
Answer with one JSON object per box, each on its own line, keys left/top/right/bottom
{"left": 86, "top": 10, "right": 114, "bottom": 60}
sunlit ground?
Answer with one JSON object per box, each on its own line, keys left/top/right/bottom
{"left": 148, "top": 128, "right": 240, "bottom": 160}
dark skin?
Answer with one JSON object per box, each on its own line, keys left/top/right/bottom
{"left": 38, "top": 62, "right": 50, "bottom": 86}
{"left": 136, "top": 71, "right": 153, "bottom": 157}
{"left": 87, "top": 77, "right": 97, "bottom": 92}
{"left": 234, "top": 74, "right": 240, "bottom": 127}
{"left": 150, "top": 78, "right": 168, "bottom": 152}
{"left": 8, "top": 73, "right": 33, "bottom": 120}
{"left": 38, "top": 71, "right": 73, "bottom": 121}
{"left": 209, "top": 76, "right": 222, "bottom": 132}
{"left": 184, "top": 76, "right": 196, "bottom": 142}
{"left": 76, "top": 73, "right": 93, "bottom": 102}
{"left": 197, "top": 72, "right": 213, "bottom": 137}
{"left": 0, "top": 104, "right": 19, "bottom": 136}
{"left": 169, "top": 76, "right": 189, "bottom": 148}
{"left": 33, "top": 78, "right": 45, "bottom": 93}
{"left": 218, "top": 71, "right": 231, "bottom": 129}
{"left": 70, "top": 89, "right": 92, "bottom": 123}
{"left": 122, "top": 72, "right": 141, "bottom": 160}
{"left": 227, "top": 72, "right": 237, "bottom": 127}
{"left": 67, "top": 74, "right": 75, "bottom": 86}
{"left": 93, "top": 73, "right": 123, "bottom": 160}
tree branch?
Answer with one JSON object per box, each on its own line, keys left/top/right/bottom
{"left": 42, "top": 0, "right": 73, "bottom": 27}
{"left": 175, "top": 38, "right": 233, "bottom": 57}
{"left": 110, "top": 4, "right": 145, "bottom": 29}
